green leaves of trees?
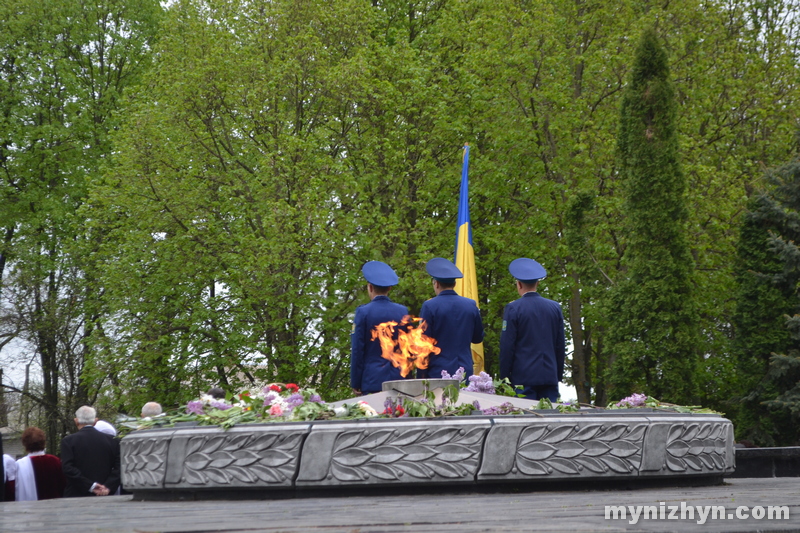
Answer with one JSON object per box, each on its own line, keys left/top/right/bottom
{"left": 0, "top": 0, "right": 162, "bottom": 449}
{"left": 3, "top": 0, "right": 800, "bottom": 444}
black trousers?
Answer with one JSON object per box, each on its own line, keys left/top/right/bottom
{"left": 521, "top": 384, "right": 559, "bottom": 402}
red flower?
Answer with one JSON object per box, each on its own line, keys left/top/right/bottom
{"left": 269, "top": 384, "right": 282, "bottom": 392}
{"left": 381, "top": 407, "right": 392, "bottom": 415}
{"left": 396, "top": 406, "right": 405, "bottom": 416}
{"left": 286, "top": 383, "right": 299, "bottom": 392}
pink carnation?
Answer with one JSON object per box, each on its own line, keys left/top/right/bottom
{"left": 269, "top": 404, "right": 284, "bottom": 416}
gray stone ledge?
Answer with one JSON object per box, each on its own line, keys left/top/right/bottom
{"left": 731, "top": 446, "right": 800, "bottom": 478}
{"left": 121, "top": 412, "right": 734, "bottom": 498}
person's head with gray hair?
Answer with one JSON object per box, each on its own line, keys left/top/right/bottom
{"left": 141, "top": 402, "right": 163, "bottom": 418}
{"left": 74, "top": 405, "right": 97, "bottom": 427}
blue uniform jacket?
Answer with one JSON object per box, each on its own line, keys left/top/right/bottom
{"left": 499, "top": 291, "right": 566, "bottom": 387}
{"left": 350, "top": 295, "right": 409, "bottom": 393}
{"left": 417, "top": 290, "right": 484, "bottom": 380}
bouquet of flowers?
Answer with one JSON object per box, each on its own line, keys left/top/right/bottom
{"left": 608, "top": 393, "right": 721, "bottom": 414}
{"left": 130, "top": 383, "right": 380, "bottom": 432}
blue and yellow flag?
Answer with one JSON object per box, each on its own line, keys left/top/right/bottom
{"left": 454, "top": 144, "right": 485, "bottom": 374}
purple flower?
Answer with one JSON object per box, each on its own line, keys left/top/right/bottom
{"left": 441, "top": 367, "right": 466, "bottom": 382}
{"left": 309, "top": 394, "right": 323, "bottom": 403}
{"left": 465, "top": 372, "right": 495, "bottom": 394}
{"left": 186, "top": 401, "right": 204, "bottom": 415}
{"left": 472, "top": 400, "right": 481, "bottom": 411}
{"left": 286, "top": 393, "right": 305, "bottom": 408}
{"left": 262, "top": 392, "right": 278, "bottom": 406}
{"left": 264, "top": 391, "right": 280, "bottom": 407}
{"left": 210, "top": 400, "right": 232, "bottom": 411}
{"left": 481, "top": 402, "right": 516, "bottom": 415}
{"left": 616, "top": 393, "right": 647, "bottom": 408}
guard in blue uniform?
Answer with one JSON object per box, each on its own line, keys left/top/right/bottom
{"left": 350, "top": 261, "right": 409, "bottom": 395}
{"left": 499, "top": 258, "right": 566, "bottom": 402}
{"left": 417, "top": 258, "right": 484, "bottom": 380}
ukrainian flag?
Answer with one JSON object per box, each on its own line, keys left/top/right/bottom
{"left": 454, "top": 144, "right": 485, "bottom": 374}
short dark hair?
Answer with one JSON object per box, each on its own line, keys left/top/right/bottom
{"left": 438, "top": 280, "right": 456, "bottom": 289}
{"left": 207, "top": 387, "right": 225, "bottom": 399}
{"left": 21, "top": 426, "right": 46, "bottom": 453}
{"left": 518, "top": 279, "right": 539, "bottom": 291}
{"left": 370, "top": 284, "right": 391, "bottom": 295}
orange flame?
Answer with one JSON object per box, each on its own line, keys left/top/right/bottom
{"left": 371, "top": 315, "right": 441, "bottom": 378}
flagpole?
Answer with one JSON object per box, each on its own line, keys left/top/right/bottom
{"left": 454, "top": 143, "right": 485, "bottom": 374}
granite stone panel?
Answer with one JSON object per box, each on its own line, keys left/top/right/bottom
{"left": 123, "top": 424, "right": 310, "bottom": 491}
{"left": 296, "top": 418, "right": 491, "bottom": 487}
{"left": 639, "top": 416, "right": 735, "bottom": 476}
{"left": 171, "top": 424, "right": 308, "bottom": 489}
{"left": 479, "top": 416, "right": 648, "bottom": 481}
{"left": 478, "top": 414, "right": 735, "bottom": 482}
{"left": 121, "top": 429, "right": 173, "bottom": 490}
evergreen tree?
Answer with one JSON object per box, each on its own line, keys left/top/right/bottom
{"left": 606, "top": 28, "right": 699, "bottom": 404}
{"left": 732, "top": 194, "right": 799, "bottom": 445}
{"left": 733, "top": 158, "right": 800, "bottom": 445}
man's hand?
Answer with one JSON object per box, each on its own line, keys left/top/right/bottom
{"left": 92, "top": 484, "right": 110, "bottom": 496}
{"left": 352, "top": 388, "right": 361, "bottom": 396}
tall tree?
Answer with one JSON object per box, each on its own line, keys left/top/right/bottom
{"left": 605, "top": 27, "right": 699, "bottom": 404}
{"left": 732, "top": 158, "right": 800, "bottom": 445}
{"left": 84, "top": 0, "right": 380, "bottom": 409}
{"left": 0, "top": 0, "right": 161, "bottom": 450}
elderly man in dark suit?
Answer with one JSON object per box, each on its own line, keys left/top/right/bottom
{"left": 61, "top": 405, "right": 121, "bottom": 497}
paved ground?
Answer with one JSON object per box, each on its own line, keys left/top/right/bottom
{"left": 1, "top": 478, "right": 798, "bottom": 532}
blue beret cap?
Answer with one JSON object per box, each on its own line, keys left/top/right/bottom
{"left": 362, "top": 261, "right": 399, "bottom": 287}
{"left": 425, "top": 257, "right": 463, "bottom": 284}
{"left": 509, "top": 258, "right": 546, "bottom": 282}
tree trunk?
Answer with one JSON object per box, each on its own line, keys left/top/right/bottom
{"left": 568, "top": 280, "right": 590, "bottom": 404}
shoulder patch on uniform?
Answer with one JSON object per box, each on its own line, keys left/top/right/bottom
{"left": 351, "top": 322, "right": 355, "bottom": 333}
{"left": 502, "top": 320, "right": 507, "bottom": 331}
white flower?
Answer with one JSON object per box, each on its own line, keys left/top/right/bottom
{"left": 199, "top": 394, "right": 215, "bottom": 405}
{"left": 358, "top": 401, "right": 379, "bottom": 417}
{"left": 269, "top": 397, "right": 289, "bottom": 410}
{"left": 250, "top": 388, "right": 266, "bottom": 400}
{"left": 333, "top": 406, "right": 348, "bottom": 417}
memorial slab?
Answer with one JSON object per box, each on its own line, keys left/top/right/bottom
{"left": 122, "top": 409, "right": 734, "bottom": 499}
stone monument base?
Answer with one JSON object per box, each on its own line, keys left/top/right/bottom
{"left": 122, "top": 408, "right": 735, "bottom": 500}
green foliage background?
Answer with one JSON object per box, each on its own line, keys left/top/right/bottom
{"left": 2, "top": 0, "right": 800, "bottom": 447}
